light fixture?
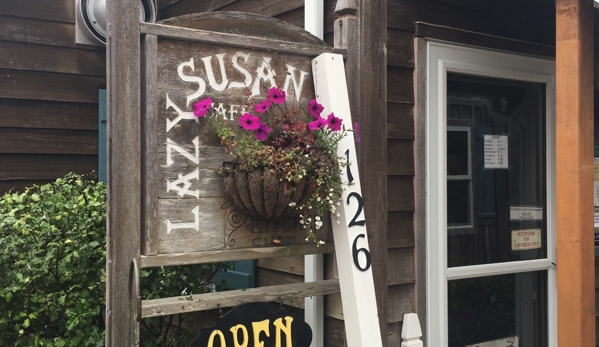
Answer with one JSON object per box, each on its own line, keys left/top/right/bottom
{"left": 75, "top": 0, "right": 157, "bottom": 46}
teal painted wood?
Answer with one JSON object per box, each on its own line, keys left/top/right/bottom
{"left": 214, "top": 260, "right": 256, "bottom": 290}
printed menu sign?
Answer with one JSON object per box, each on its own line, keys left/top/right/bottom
{"left": 484, "top": 135, "right": 508, "bottom": 169}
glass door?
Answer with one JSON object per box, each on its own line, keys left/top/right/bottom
{"left": 425, "top": 42, "right": 556, "bottom": 347}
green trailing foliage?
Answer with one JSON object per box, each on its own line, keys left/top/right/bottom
{"left": 0, "top": 173, "right": 227, "bottom": 346}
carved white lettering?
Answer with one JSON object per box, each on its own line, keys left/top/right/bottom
{"left": 228, "top": 51, "right": 252, "bottom": 91}
{"left": 201, "top": 53, "right": 229, "bottom": 91}
{"left": 165, "top": 94, "right": 197, "bottom": 132}
{"left": 167, "top": 206, "right": 200, "bottom": 234}
{"left": 166, "top": 137, "right": 200, "bottom": 166}
{"left": 167, "top": 168, "right": 200, "bottom": 198}
{"left": 177, "top": 58, "right": 206, "bottom": 106}
{"left": 214, "top": 103, "right": 228, "bottom": 120}
{"left": 251, "top": 57, "right": 277, "bottom": 98}
{"left": 282, "top": 64, "right": 309, "bottom": 101}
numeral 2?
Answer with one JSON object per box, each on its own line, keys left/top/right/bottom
{"left": 347, "top": 192, "right": 365, "bottom": 227}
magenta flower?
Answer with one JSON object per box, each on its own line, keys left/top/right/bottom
{"left": 239, "top": 113, "right": 261, "bottom": 130}
{"left": 254, "top": 100, "right": 271, "bottom": 114}
{"left": 254, "top": 122, "right": 271, "bottom": 141}
{"left": 326, "top": 113, "right": 343, "bottom": 131}
{"left": 267, "top": 87, "right": 286, "bottom": 104}
{"left": 192, "top": 98, "right": 212, "bottom": 118}
{"left": 308, "top": 99, "right": 324, "bottom": 118}
{"left": 353, "top": 122, "right": 361, "bottom": 143}
{"left": 309, "top": 117, "right": 327, "bottom": 130}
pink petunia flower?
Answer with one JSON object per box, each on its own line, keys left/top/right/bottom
{"left": 308, "top": 99, "right": 324, "bottom": 118}
{"left": 239, "top": 113, "right": 261, "bottom": 130}
{"left": 254, "top": 122, "right": 271, "bottom": 141}
{"left": 267, "top": 87, "right": 286, "bottom": 104}
{"left": 254, "top": 100, "right": 271, "bottom": 114}
{"left": 353, "top": 122, "right": 361, "bottom": 143}
{"left": 309, "top": 117, "right": 327, "bottom": 131}
{"left": 326, "top": 113, "right": 343, "bottom": 131}
{"left": 192, "top": 98, "right": 212, "bottom": 117}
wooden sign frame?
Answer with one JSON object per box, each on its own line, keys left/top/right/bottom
{"left": 107, "top": 8, "right": 382, "bottom": 346}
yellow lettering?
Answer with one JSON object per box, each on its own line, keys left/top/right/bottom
{"left": 230, "top": 324, "right": 249, "bottom": 347}
{"left": 208, "top": 329, "right": 226, "bottom": 347}
{"left": 273, "top": 316, "right": 294, "bottom": 347}
{"left": 252, "top": 319, "right": 270, "bottom": 347}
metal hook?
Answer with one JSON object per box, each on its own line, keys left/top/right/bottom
{"left": 217, "top": 304, "right": 223, "bottom": 317}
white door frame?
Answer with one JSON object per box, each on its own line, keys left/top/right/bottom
{"left": 425, "top": 40, "right": 557, "bottom": 347}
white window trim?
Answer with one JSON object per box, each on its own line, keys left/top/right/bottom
{"left": 425, "top": 40, "right": 557, "bottom": 347}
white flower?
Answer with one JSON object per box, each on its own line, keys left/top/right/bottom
{"left": 315, "top": 216, "right": 321, "bottom": 221}
{"left": 288, "top": 202, "right": 296, "bottom": 207}
{"left": 299, "top": 219, "right": 305, "bottom": 224}
{"left": 298, "top": 175, "right": 303, "bottom": 179}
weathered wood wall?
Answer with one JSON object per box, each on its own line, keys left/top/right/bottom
{"left": 0, "top": 0, "right": 105, "bottom": 194}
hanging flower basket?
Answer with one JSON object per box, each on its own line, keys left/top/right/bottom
{"left": 222, "top": 162, "right": 311, "bottom": 220}
{"left": 193, "top": 87, "right": 359, "bottom": 243}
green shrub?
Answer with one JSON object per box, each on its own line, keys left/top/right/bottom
{"left": 0, "top": 174, "right": 226, "bottom": 346}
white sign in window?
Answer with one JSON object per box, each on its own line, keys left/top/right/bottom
{"left": 484, "top": 135, "right": 508, "bottom": 169}
{"left": 511, "top": 229, "right": 542, "bottom": 251}
{"left": 510, "top": 206, "right": 543, "bottom": 221}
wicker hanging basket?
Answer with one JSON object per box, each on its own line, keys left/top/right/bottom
{"left": 222, "top": 162, "right": 311, "bottom": 220}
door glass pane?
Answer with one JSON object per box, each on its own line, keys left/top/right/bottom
{"left": 446, "top": 74, "right": 547, "bottom": 267}
{"left": 448, "top": 130, "right": 470, "bottom": 175}
{"left": 448, "top": 271, "right": 548, "bottom": 347}
{"left": 447, "top": 180, "right": 470, "bottom": 226}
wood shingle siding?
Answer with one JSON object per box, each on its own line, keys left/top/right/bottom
{"left": 0, "top": 1, "right": 105, "bottom": 194}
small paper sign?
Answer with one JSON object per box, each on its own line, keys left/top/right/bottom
{"left": 510, "top": 206, "right": 543, "bottom": 221}
{"left": 484, "top": 135, "right": 508, "bottom": 169}
{"left": 465, "top": 336, "right": 519, "bottom": 347}
{"left": 511, "top": 229, "right": 542, "bottom": 251}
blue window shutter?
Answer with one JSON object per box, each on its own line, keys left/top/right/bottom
{"left": 214, "top": 260, "right": 255, "bottom": 290}
{"left": 98, "top": 89, "right": 107, "bottom": 183}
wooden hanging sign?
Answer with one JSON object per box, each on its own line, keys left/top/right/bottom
{"left": 141, "top": 13, "right": 341, "bottom": 257}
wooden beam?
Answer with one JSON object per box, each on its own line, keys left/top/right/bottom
{"left": 106, "top": 0, "right": 141, "bottom": 345}
{"left": 142, "top": 279, "right": 340, "bottom": 318}
{"left": 335, "top": 0, "right": 388, "bottom": 344}
{"left": 556, "top": 0, "right": 595, "bottom": 346}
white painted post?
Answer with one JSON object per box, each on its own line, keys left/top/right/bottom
{"left": 312, "top": 53, "right": 383, "bottom": 347}
{"left": 401, "top": 313, "right": 423, "bottom": 347}
{"left": 304, "top": 2, "right": 325, "bottom": 346}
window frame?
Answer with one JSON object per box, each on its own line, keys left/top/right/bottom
{"left": 424, "top": 40, "right": 557, "bottom": 347}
